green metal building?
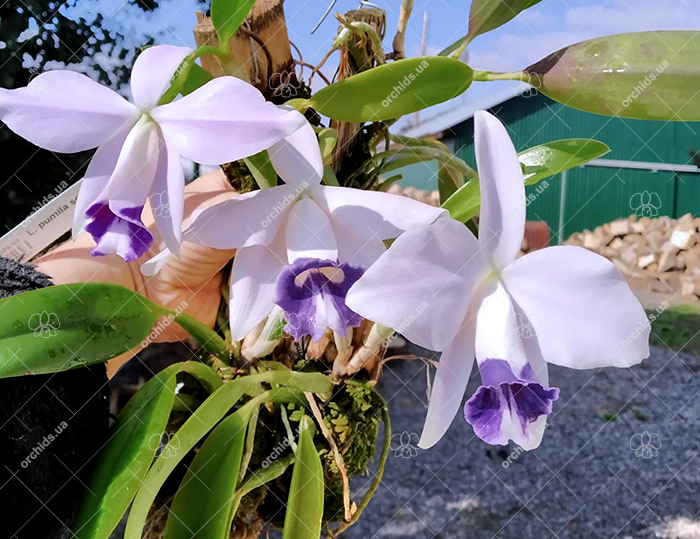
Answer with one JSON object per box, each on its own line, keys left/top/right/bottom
{"left": 397, "top": 84, "right": 700, "bottom": 243}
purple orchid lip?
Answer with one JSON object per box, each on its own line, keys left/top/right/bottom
{"left": 274, "top": 257, "right": 364, "bottom": 342}
{"left": 84, "top": 203, "right": 153, "bottom": 262}
{"left": 464, "top": 359, "right": 559, "bottom": 447}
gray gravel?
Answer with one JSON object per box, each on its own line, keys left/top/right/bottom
{"left": 346, "top": 345, "right": 700, "bottom": 539}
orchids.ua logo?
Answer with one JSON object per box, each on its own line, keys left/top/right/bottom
{"left": 630, "top": 191, "right": 661, "bottom": 218}
{"left": 261, "top": 181, "right": 309, "bottom": 228}
{"left": 514, "top": 311, "right": 539, "bottom": 339}
{"left": 151, "top": 191, "right": 171, "bottom": 219}
{"left": 140, "top": 300, "right": 189, "bottom": 347}
{"left": 20, "top": 421, "right": 69, "bottom": 468}
{"left": 511, "top": 73, "right": 540, "bottom": 98}
{"left": 622, "top": 60, "right": 670, "bottom": 109}
{"left": 390, "top": 431, "right": 420, "bottom": 458}
{"left": 389, "top": 191, "right": 422, "bottom": 218}
{"left": 381, "top": 59, "right": 429, "bottom": 109}
{"left": 630, "top": 431, "right": 661, "bottom": 458}
{"left": 149, "top": 432, "right": 180, "bottom": 459}
{"left": 270, "top": 70, "right": 300, "bottom": 99}
{"left": 622, "top": 301, "right": 668, "bottom": 348}
{"left": 29, "top": 311, "right": 60, "bottom": 338}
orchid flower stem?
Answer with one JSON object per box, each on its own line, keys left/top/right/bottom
{"left": 473, "top": 69, "right": 532, "bottom": 83}
{"left": 451, "top": 37, "right": 470, "bottom": 60}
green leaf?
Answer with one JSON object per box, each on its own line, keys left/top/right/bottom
{"left": 244, "top": 150, "right": 278, "bottom": 189}
{"left": 438, "top": 163, "right": 464, "bottom": 204}
{"left": 124, "top": 370, "right": 330, "bottom": 538}
{"left": 376, "top": 147, "right": 476, "bottom": 177}
{"left": 72, "top": 367, "right": 177, "bottom": 539}
{"left": 526, "top": 31, "right": 700, "bottom": 121}
{"left": 164, "top": 408, "right": 247, "bottom": 539}
{"left": 164, "top": 388, "right": 305, "bottom": 539}
{"left": 442, "top": 139, "right": 608, "bottom": 221}
{"left": 317, "top": 127, "right": 338, "bottom": 165}
{"left": 0, "top": 283, "right": 234, "bottom": 378}
{"left": 520, "top": 139, "right": 610, "bottom": 185}
{"left": 440, "top": 0, "right": 543, "bottom": 55}
{"left": 0, "top": 283, "right": 163, "bottom": 377}
{"left": 211, "top": 0, "right": 256, "bottom": 46}
{"left": 323, "top": 165, "right": 340, "bottom": 186}
{"left": 441, "top": 179, "right": 481, "bottom": 222}
{"left": 181, "top": 62, "right": 213, "bottom": 96}
{"left": 308, "top": 57, "right": 473, "bottom": 122}
{"left": 282, "top": 416, "right": 324, "bottom": 539}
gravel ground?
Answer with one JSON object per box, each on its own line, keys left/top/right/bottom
{"left": 346, "top": 345, "right": 700, "bottom": 539}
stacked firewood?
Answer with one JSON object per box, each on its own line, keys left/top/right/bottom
{"left": 566, "top": 214, "right": 700, "bottom": 300}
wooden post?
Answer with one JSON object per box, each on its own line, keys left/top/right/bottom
{"left": 193, "top": 0, "right": 295, "bottom": 99}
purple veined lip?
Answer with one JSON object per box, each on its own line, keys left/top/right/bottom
{"left": 84, "top": 203, "right": 153, "bottom": 262}
{"left": 464, "top": 358, "right": 559, "bottom": 448}
{"left": 273, "top": 257, "right": 364, "bottom": 342}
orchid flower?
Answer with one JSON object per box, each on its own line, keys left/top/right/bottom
{"left": 143, "top": 118, "right": 446, "bottom": 342}
{"left": 0, "top": 45, "right": 305, "bottom": 261}
{"left": 346, "top": 111, "right": 650, "bottom": 450}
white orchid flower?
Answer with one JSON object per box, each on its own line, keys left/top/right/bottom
{"left": 346, "top": 111, "right": 650, "bottom": 450}
{"left": 143, "top": 117, "right": 447, "bottom": 342}
{"left": 0, "top": 45, "right": 305, "bottom": 261}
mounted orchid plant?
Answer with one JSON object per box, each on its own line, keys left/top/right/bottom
{"left": 0, "top": 0, "right": 696, "bottom": 537}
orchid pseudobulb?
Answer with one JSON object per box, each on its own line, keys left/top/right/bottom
{"left": 143, "top": 116, "right": 447, "bottom": 343}
{"left": 0, "top": 45, "right": 305, "bottom": 261}
{"left": 346, "top": 111, "right": 650, "bottom": 450}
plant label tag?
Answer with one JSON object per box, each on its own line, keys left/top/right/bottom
{"left": 0, "top": 179, "right": 82, "bottom": 262}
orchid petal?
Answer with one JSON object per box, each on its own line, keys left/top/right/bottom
{"left": 150, "top": 139, "right": 185, "bottom": 255}
{"left": 314, "top": 185, "right": 447, "bottom": 240}
{"left": 181, "top": 184, "right": 297, "bottom": 250}
{"left": 274, "top": 258, "right": 363, "bottom": 342}
{"left": 464, "top": 359, "right": 558, "bottom": 450}
{"left": 131, "top": 45, "right": 192, "bottom": 111}
{"left": 0, "top": 70, "right": 138, "bottom": 152}
{"left": 475, "top": 110, "right": 525, "bottom": 270}
{"left": 97, "top": 117, "right": 161, "bottom": 214}
{"left": 229, "top": 234, "right": 287, "bottom": 340}
{"left": 84, "top": 117, "right": 160, "bottom": 261}
{"left": 329, "top": 215, "right": 387, "bottom": 268}
{"left": 346, "top": 218, "right": 487, "bottom": 351}
{"left": 473, "top": 280, "right": 528, "bottom": 375}
{"left": 140, "top": 247, "right": 173, "bottom": 277}
{"left": 419, "top": 322, "right": 476, "bottom": 449}
{"left": 72, "top": 128, "right": 130, "bottom": 237}
{"left": 268, "top": 110, "right": 323, "bottom": 187}
{"left": 152, "top": 77, "right": 305, "bottom": 165}
{"left": 502, "top": 245, "right": 650, "bottom": 369}
{"left": 285, "top": 197, "right": 337, "bottom": 262}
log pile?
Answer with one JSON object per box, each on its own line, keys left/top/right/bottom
{"left": 566, "top": 213, "right": 700, "bottom": 301}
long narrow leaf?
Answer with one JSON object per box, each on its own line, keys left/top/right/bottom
{"left": 72, "top": 368, "right": 178, "bottom": 539}
{"left": 282, "top": 416, "right": 324, "bottom": 539}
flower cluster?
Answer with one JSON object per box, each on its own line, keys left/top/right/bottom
{"left": 0, "top": 49, "right": 650, "bottom": 451}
